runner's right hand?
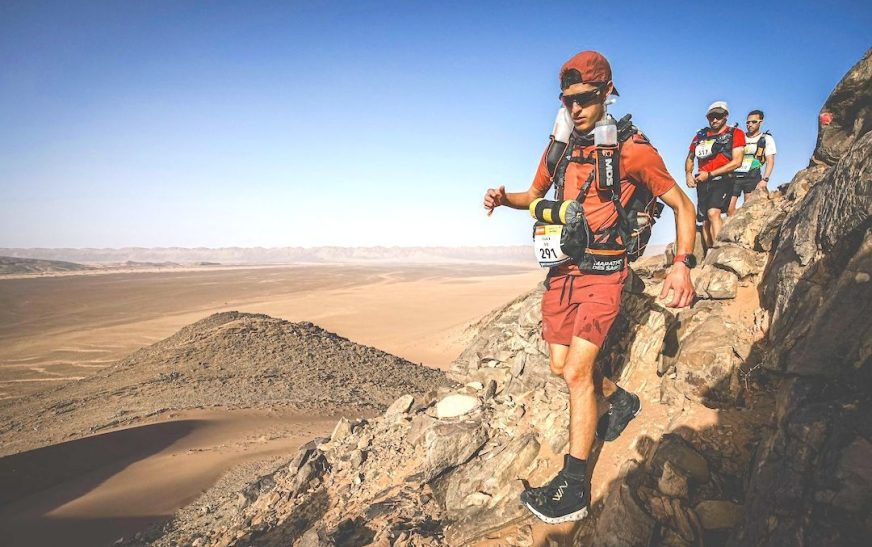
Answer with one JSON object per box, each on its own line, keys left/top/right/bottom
{"left": 685, "top": 173, "right": 697, "bottom": 188}
{"left": 484, "top": 186, "right": 507, "bottom": 216}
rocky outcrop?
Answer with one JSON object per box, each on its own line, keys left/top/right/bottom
{"left": 731, "top": 49, "right": 872, "bottom": 546}
{"left": 812, "top": 48, "right": 872, "bottom": 166}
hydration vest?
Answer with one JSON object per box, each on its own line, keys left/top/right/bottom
{"left": 693, "top": 125, "right": 739, "bottom": 162}
{"left": 736, "top": 130, "right": 774, "bottom": 177}
{"left": 755, "top": 131, "right": 772, "bottom": 164}
{"left": 549, "top": 114, "right": 663, "bottom": 268}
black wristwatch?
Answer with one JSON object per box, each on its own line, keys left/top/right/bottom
{"left": 673, "top": 253, "right": 697, "bottom": 269}
{"left": 762, "top": 177, "right": 769, "bottom": 182}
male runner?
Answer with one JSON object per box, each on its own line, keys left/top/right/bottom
{"left": 728, "top": 109, "right": 777, "bottom": 215}
{"left": 686, "top": 101, "right": 745, "bottom": 247}
{"left": 483, "top": 51, "right": 696, "bottom": 523}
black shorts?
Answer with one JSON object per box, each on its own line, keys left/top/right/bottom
{"left": 697, "top": 177, "right": 732, "bottom": 219}
{"left": 732, "top": 172, "right": 762, "bottom": 196}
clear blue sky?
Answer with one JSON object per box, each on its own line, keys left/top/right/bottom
{"left": 2, "top": 1, "right": 870, "bottom": 248}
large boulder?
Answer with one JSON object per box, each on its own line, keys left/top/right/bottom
{"left": 664, "top": 312, "right": 750, "bottom": 408}
{"left": 763, "top": 132, "right": 872, "bottom": 371}
{"left": 812, "top": 48, "right": 872, "bottom": 166}
{"left": 704, "top": 244, "right": 767, "bottom": 279}
{"left": 732, "top": 51, "right": 872, "bottom": 546}
{"left": 692, "top": 265, "right": 738, "bottom": 299}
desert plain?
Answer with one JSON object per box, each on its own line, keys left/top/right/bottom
{"left": 0, "top": 263, "right": 541, "bottom": 546}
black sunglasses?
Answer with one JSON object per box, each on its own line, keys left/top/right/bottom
{"left": 559, "top": 87, "right": 603, "bottom": 109}
{"left": 707, "top": 112, "right": 726, "bottom": 121}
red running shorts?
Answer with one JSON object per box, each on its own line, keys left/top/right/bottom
{"left": 541, "top": 270, "right": 627, "bottom": 348}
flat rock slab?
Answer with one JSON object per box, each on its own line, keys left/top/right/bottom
{"left": 435, "top": 393, "right": 480, "bottom": 419}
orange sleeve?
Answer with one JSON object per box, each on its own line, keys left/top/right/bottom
{"left": 531, "top": 146, "right": 554, "bottom": 194}
{"left": 622, "top": 136, "right": 677, "bottom": 197}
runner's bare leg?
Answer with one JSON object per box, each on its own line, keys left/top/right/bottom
{"left": 560, "top": 336, "right": 602, "bottom": 459}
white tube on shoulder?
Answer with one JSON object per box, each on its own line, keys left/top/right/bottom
{"left": 551, "top": 106, "right": 573, "bottom": 143}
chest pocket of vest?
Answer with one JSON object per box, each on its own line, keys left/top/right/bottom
{"left": 694, "top": 139, "right": 716, "bottom": 159}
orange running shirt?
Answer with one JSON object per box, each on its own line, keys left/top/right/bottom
{"left": 531, "top": 133, "right": 676, "bottom": 234}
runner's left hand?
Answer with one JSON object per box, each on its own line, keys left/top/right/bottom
{"left": 756, "top": 181, "right": 768, "bottom": 191}
{"left": 659, "top": 264, "right": 695, "bottom": 308}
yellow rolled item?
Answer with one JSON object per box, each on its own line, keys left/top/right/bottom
{"left": 529, "top": 198, "right": 544, "bottom": 220}
{"left": 529, "top": 198, "right": 576, "bottom": 225}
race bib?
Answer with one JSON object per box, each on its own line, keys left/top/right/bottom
{"left": 694, "top": 139, "right": 716, "bottom": 159}
{"left": 533, "top": 224, "right": 570, "bottom": 268}
{"left": 736, "top": 156, "right": 755, "bottom": 173}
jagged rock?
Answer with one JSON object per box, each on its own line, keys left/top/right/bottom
{"left": 510, "top": 352, "right": 526, "bottom": 377}
{"left": 733, "top": 376, "right": 871, "bottom": 545}
{"left": 618, "top": 304, "right": 670, "bottom": 383}
{"left": 434, "top": 393, "right": 480, "bottom": 419}
{"left": 292, "top": 452, "right": 328, "bottom": 495}
{"left": 704, "top": 245, "right": 766, "bottom": 278}
{"left": 651, "top": 434, "right": 710, "bottom": 484}
{"left": 422, "top": 420, "right": 487, "bottom": 481}
{"left": 385, "top": 394, "right": 415, "bottom": 417}
{"left": 646, "top": 495, "right": 697, "bottom": 543}
{"left": 442, "top": 433, "right": 540, "bottom": 543}
{"left": 330, "top": 418, "right": 352, "bottom": 443}
{"left": 695, "top": 500, "right": 743, "bottom": 530}
{"left": 298, "top": 527, "right": 333, "bottom": 547}
{"left": 483, "top": 379, "right": 497, "bottom": 400}
{"left": 716, "top": 190, "right": 776, "bottom": 249}
{"left": 783, "top": 162, "right": 830, "bottom": 202}
{"left": 592, "top": 461, "right": 656, "bottom": 546}
{"left": 658, "top": 460, "right": 690, "bottom": 499}
{"left": 764, "top": 133, "right": 872, "bottom": 373}
{"left": 812, "top": 48, "right": 872, "bottom": 166}
{"left": 781, "top": 229, "right": 872, "bottom": 378}
{"left": 667, "top": 314, "right": 746, "bottom": 407}
{"left": 692, "top": 265, "right": 738, "bottom": 299}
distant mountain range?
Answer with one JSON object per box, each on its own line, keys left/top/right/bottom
{"left": 0, "top": 246, "right": 535, "bottom": 265}
{"left": 0, "top": 256, "right": 96, "bottom": 275}
{"left": 0, "top": 244, "right": 668, "bottom": 268}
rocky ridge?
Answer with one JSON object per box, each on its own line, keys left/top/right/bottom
{"left": 0, "top": 255, "right": 94, "bottom": 275}
{"left": 0, "top": 312, "right": 451, "bottom": 459}
{"left": 129, "top": 50, "right": 870, "bottom": 546}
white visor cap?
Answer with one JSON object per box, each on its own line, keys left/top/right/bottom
{"left": 707, "top": 101, "right": 729, "bottom": 114}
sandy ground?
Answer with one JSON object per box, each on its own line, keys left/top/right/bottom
{"left": 0, "top": 409, "right": 339, "bottom": 547}
{"left": 0, "top": 263, "right": 541, "bottom": 546}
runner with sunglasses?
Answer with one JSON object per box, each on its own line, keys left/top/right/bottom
{"left": 483, "top": 51, "right": 697, "bottom": 524}
{"left": 728, "top": 110, "right": 777, "bottom": 215}
{"left": 686, "top": 101, "right": 745, "bottom": 248}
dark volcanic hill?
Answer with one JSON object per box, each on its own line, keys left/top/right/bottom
{"left": 0, "top": 312, "right": 452, "bottom": 458}
{"left": 0, "top": 256, "right": 93, "bottom": 275}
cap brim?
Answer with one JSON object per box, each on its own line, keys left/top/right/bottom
{"left": 611, "top": 86, "right": 620, "bottom": 97}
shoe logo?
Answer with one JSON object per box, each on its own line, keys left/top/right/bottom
{"left": 552, "top": 481, "right": 568, "bottom": 501}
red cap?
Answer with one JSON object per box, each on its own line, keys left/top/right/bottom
{"left": 560, "top": 51, "right": 619, "bottom": 96}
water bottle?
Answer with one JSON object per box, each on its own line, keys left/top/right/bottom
{"left": 594, "top": 113, "right": 618, "bottom": 147}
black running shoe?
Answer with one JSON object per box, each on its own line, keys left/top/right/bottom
{"left": 520, "top": 470, "right": 589, "bottom": 524}
{"left": 596, "top": 392, "right": 642, "bottom": 441}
